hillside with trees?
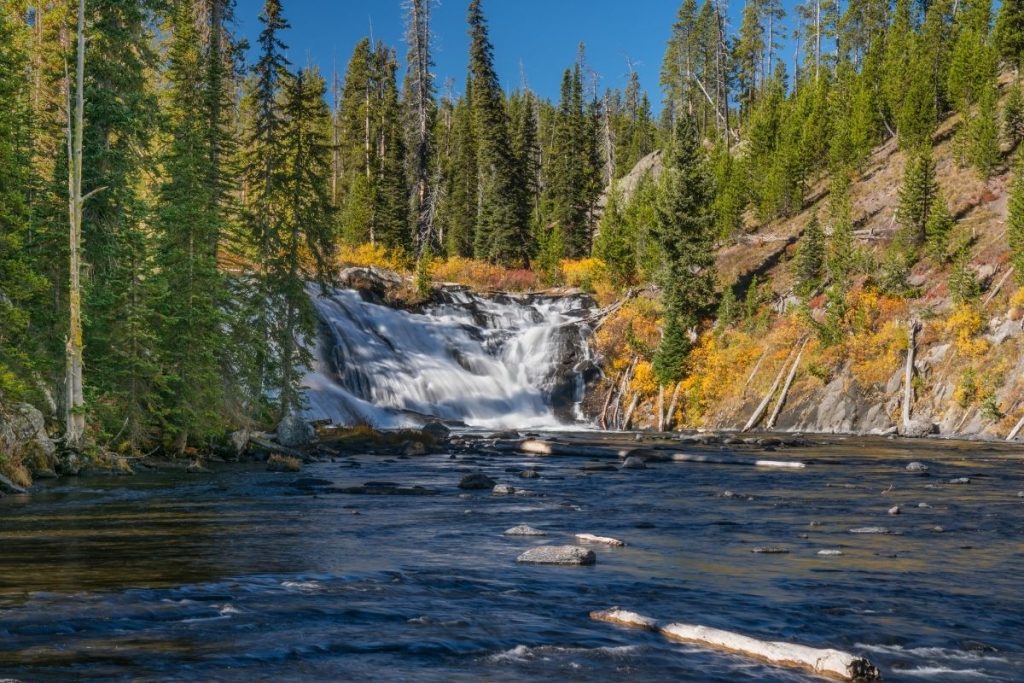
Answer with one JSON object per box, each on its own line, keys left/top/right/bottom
{"left": 5, "top": 0, "right": 1024, "bottom": 486}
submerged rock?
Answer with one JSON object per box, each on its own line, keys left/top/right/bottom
{"left": 504, "top": 525, "right": 546, "bottom": 536}
{"left": 849, "top": 526, "right": 890, "bottom": 534}
{"left": 492, "top": 484, "right": 516, "bottom": 495}
{"left": 0, "top": 473, "right": 28, "bottom": 495}
{"left": 186, "top": 461, "right": 211, "bottom": 474}
{"left": 906, "top": 461, "right": 929, "bottom": 472}
{"left": 948, "top": 477, "right": 971, "bottom": 485}
{"left": 458, "top": 473, "right": 496, "bottom": 490}
{"left": 519, "top": 469, "right": 540, "bottom": 479}
{"left": 752, "top": 546, "right": 790, "bottom": 554}
{"left": 266, "top": 454, "right": 302, "bottom": 472}
{"left": 516, "top": 545, "right": 596, "bottom": 565}
{"left": 621, "top": 456, "right": 647, "bottom": 469}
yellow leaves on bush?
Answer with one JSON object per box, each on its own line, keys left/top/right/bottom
{"left": 944, "top": 304, "right": 989, "bottom": 358}
{"left": 593, "top": 299, "right": 662, "bottom": 373}
{"left": 339, "top": 242, "right": 410, "bottom": 272}
{"left": 561, "top": 258, "right": 607, "bottom": 292}
{"left": 675, "top": 330, "right": 764, "bottom": 427}
{"left": 629, "top": 361, "right": 658, "bottom": 396}
{"left": 1009, "top": 287, "right": 1024, "bottom": 309}
{"left": 431, "top": 257, "right": 539, "bottom": 292}
{"left": 847, "top": 318, "right": 907, "bottom": 387}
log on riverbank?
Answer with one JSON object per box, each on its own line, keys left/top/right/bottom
{"left": 590, "top": 608, "right": 881, "bottom": 682}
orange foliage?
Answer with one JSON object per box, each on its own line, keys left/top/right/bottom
{"left": 431, "top": 257, "right": 539, "bottom": 292}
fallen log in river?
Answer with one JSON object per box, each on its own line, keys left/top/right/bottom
{"left": 590, "top": 608, "right": 881, "bottom": 682}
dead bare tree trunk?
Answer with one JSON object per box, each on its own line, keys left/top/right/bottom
{"left": 65, "top": 0, "right": 87, "bottom": 450}
{"left": 1007, "top": 412, "right": 1024, "bottom": 441}
{"left": 405, "top": 0, "right": 433, "bottom": 253}
{"left": 766, "top": 340, "right": 806, "bottom": 431}
{"left": 743, "top": 347, "right": 796, "bottom": 432}
{"left": 902, "top": 320, "right": 919, "bottom": 429}
{"left": 665, "top": 382, "right": 681, "bottom": 431}
{"left": 622, "top": 393, "right": 640, "bottom": 431}
{"left": 656, "top": 385, "right": 665, "bottom": 432}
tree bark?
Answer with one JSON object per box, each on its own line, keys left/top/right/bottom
{"left": 902, "top": 320, "right": 919, "bottom": 429}
{"left": 65, "top": 0, "right": 86, "bottom": 450}
{"left": 743, "top": 347, "right": 795, "bottom": 432}
{"left": 766, "top": 340, "right": 806, "bottom": 431}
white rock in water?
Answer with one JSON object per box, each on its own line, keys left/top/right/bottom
{"left": 906, "top": 461, "right": 929, "bottom": 472}
{"left": 516, "top": 545, "right": 596, "bottom": 565}
{"left": 752, "top": 546, "right": 790, "bottom": 554}
{"left": 849, "top": 526, "right": 890, "bottom": 534}
{"left": 492, "top": 484, "right": 516, "bottom": 495}
{"left": 817, "top": 549, "right": 844, "bottom": 556}
{"left": 575, "top": 533, "right": 625, "bottom": 547}
{"left": 948, "top": 477, "right": 971, "bottom": 484}
{"left": 503, "top": 525, "right": 546, "bottom": 536}
{"left": 888, "top": 505, "right": 900, "bottom": 515}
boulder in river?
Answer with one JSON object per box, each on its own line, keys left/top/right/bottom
{"left": 458, "top": 473, "right": 496, "bottom": 490}
{"left": 949, "top": 477, "right": 971, "bottom": 485}
{"left": 621, "top": 456, "right": 647, "bottom": 469}
{"left": 899, "top": 418, "right": 936, "bottom": 438}
{"left": 421, "top": 421, "right": 450, "bottom": 440}
{"left": 906, "top": 461, "right": 929, "bottom": 472}
{"left": 888, "top": 505, "right": 900, "bottom": 515}
{"left": 519, "top": 469, "right": 540, "bottom": 479}
{"left": 275, "top": 415, "right": 315, "bottom": 448}
{"left": 492, "top": 484, "right": 516, "bottom": 495}
{"left": 504, "top": 525, "right": 546, "bottom": 536}
{"left": 516, "top": 545, "right": 596, "bottom": 565}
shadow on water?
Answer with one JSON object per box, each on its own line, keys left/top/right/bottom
{"left": 1, "top": 435, "right": 1023, "bottom": 681}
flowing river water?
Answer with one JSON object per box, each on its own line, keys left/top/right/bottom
{"left": 2, "top": 434, "right": 1023, "bottom": 682}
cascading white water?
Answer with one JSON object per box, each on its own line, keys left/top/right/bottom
{"left": 301, "top": 286, "right": 597, "bottom": 429}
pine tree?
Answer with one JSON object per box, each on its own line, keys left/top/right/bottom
{"left": 735, "top": 1, "right": 765, "bottom": 119}
{"left": 827, "top": 172, "right": 856, "bottom": 286}
{"left": 1008, "top": 159, "right": 1024, "bottom": 284}
{"left": 544, "top": 64, "right": 599, "bottom": 258}
{"left": 403, "top": 0, "right": 436, "bottom": 252}
{"left": 652, "top": 114, "right": 716, "bottom": 384}
{"left": 152, "top": 0, "right": 230, "bottom": 451}
{"left": 996, "top": 0, "right": 1024, "bottom": 73}
{"left": 440, "top": 85, "right": 478, "bottom": 257}
{"left": 274, "top": 66, "right": 336, "bottom": 415}
{"left": 796, "top": 212, "right": 826, "bottom": 296}
{"left": 79, "top": 0, "right": 161, "bottom": 447}
{"left": 949, "top": 240, "right": 980, "bottom": 303}
{"left": 593, "top": 186, "right": 636, "bottom": 287}
{"left": 0, "top": 8, "right": 46, "bottom": 401}
{"left": 925, "top": 192, "right": 955, "bottom": 262}
{"left": 1005, "top": 80, "right": 1024, "bottom": 147}
{"left": 468, "top": 0, "right": 529, "bottom": 265}
{"left": 897, "top": 145, "right": 939, "bottom": 246}
{"left": 969, "top": 72, "right": 1002, "bottom": 178}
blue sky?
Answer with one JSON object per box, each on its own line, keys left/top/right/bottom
{"left": 231, "top": 0, "right": 774, "bottom": 111}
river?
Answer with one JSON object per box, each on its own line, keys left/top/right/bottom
{"left": 1, "top": 434, "right": 1023, "bottom": 682}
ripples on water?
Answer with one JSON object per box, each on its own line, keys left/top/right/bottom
{"left": 1, "top": 435, "right": 1023, "bottom": 682}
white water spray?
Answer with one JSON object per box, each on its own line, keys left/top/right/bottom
{"left": 301, "top": 286, "right": 596, "bottom": 429}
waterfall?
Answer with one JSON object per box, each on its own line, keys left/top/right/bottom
{"left": 301, "top": 285, "right": 597, "bottom": 429}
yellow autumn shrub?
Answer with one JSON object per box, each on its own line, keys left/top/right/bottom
{"left": 339, "top": 242, "right": 410, "bottom": 272}
{"left": 944, "top": 304, "right": 989, "bottom": 358}
{"left": 561, "top": 258, "right": 607, "bottom": 292}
